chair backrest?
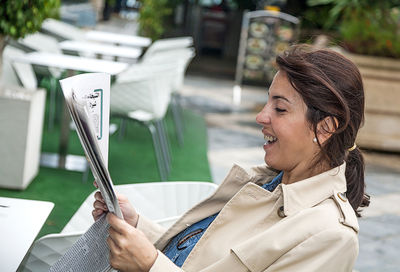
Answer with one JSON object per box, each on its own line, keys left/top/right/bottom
{"left": 40, "top": 18, "right": 86, "bottom": 41}
{"left": 1, "top": 46, "right": 37, "bottom": 90}
{"left": 62, "top": 181, "right": 218, "bottom": 233}
{"left": 145, "top": 48, "right": 196, "bottom": 92}
{"left": 111, "top": 61, "right": 178, "bottom": 119}
{"left": 141, "top": 36, "right": 193, "bottom": 62}
{"left": 18, "top": 32, "right": 62, "bottom": 78}
{"left": 19, "top": 32, "right": 61, "bottom": 55}
{"left": 19, "top": 232, "right": 83, "bottom": 272}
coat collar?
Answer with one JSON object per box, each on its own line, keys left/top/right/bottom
{"left": 280, "top": 163, "right": 347, "bottom": 216}
{"left": 216, "top": 162, "right": 348, "bottom": 217}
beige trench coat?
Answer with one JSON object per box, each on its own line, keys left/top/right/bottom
{"left": 137, "top": 163, "right": 359, "bottom": 272}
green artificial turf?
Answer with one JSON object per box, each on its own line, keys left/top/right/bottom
{"left": 0, "top": 103, "right": 212, "bottom": 238}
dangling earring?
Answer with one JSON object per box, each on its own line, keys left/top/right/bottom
{"left": 313, "top": 137, "right": 317, "bottom": 143}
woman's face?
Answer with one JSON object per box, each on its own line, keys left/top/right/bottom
{"left": 256, "top": 71, "right": 319, "bottom": 177}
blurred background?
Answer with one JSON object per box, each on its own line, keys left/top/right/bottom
{"left": 0, "top": 0, "right": 399, "bottom": 271}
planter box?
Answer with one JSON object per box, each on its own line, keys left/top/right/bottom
{"left": 0, "top": 85, "right": 46, "bottom": 189}
{"left": 345, "top": 53, "right": 400, "bottom": 152}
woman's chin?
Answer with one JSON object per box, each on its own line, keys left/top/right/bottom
{"left": 264, "top": 155, "right": 280, "bottom": 170}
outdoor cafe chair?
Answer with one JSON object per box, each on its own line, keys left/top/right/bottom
{"left": 62, "top": 181, "right": 218, "bottom": 233}
{"left": 110, "top": 62, "right": 178, "bottom": 180}
{"left": 145, "top": 48, "right": 196, "bottom": 146}
{"left": 20, "top": 181, "right": 218, "bottom": 271}
{"left": 15, "top": 32, "right": 64, "bottom": 130}
{"left": 1, "top": 46, "right": 37, "bottom": 91}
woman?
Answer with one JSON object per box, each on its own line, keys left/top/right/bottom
{"left": 93, "top": 44, "right": 370, "bottom": 272}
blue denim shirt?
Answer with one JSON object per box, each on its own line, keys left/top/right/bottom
{"left": 163, "top": 172, "right": 283, "bottom": 267}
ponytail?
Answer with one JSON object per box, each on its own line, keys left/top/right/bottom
{"left": 345, "top": 148, "right": 370, "bottom": 217}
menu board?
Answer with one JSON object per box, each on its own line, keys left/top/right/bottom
{"left": 235, "top": 11, "right": 299, "bottom": 86}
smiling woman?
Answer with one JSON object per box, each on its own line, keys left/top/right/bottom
{"left": 256, "top": 70, "right": 319, "bottom": 184}
{"left": 92, "top": 44, "right": 370, "bottom": 272}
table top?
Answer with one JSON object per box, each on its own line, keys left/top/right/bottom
{"left": 0, "top": 197, "right": 54, "bottom": 272}
{"left": 85, "top": 30, "right": 152, "bottom": 48}
{"left": 11, "top": 52, "right": 129, "bottom": 75}
{"left": 60, "top": 40, "right": 143, "bottom": 59}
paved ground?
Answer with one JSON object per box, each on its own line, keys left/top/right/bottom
{"left": 93, "top": 13, "right": 400, "bottom": 272}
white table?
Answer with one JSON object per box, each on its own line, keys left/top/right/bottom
{"left": 0, "top": 197, "right": 54, "bottom": 272}
{"left": 10, "top": 52, "right": 129, "bottom": 172}
{"left": 60, "top": 40, "right": 143, "bottom": 60}
{"left": 85, "top": 30, "right": 152, "bottom": 48}
{"left": 11, "top": 52, "right": 129, "bottom": 75}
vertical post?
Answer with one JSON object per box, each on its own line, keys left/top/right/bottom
{"left": 233, "top": 11, "right": 250, "bottom": 106}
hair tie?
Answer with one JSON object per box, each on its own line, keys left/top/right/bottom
{"left": 348, "top": 143, "right": 357, "bottom": 152}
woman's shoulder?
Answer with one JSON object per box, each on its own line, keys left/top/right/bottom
{"left": 288, "top": 195, "right": 359, "bottom": 237}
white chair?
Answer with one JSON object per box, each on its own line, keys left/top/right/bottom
{"left": 111, "top": 62, "right": 178, "bottom": 180}
{"left": 20, "top": 232, "right": 83, "bottom": 272}
{"left": 145, "top": 48, "right": 196, "bottom": 146}
{"left": 141, "top": 37, "right": 194, "bottom": 61}
{"left": 16, "top": 32, "right": 64, "bottom": 131}
{"left": 1, "top": 46, "right": 37, "bottom": 90}
{"left": 20, "top": 181, "right": 218, "bottom": 271}
{"left": 62, "top": 181, "right": 218, "bottom": 233}
{"left": 40, "top": 18, "right": 88, "bottom": 41}
{"left": 17, "top": 32, "right": 63, "bottom": 77}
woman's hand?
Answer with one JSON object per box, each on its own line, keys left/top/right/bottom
{"left": 107, "top": 213, "right": 158, "bottom": 272}
{"left": 92, "top": 181, "right": 139, "bottom": 227}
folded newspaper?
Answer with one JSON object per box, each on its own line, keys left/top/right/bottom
{"left": 50, "top": 73, "right": 122, "bottom": 272}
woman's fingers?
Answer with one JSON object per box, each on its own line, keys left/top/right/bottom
{"left": 107, "top": 213, "right": 125, "bottom": 233}
{"left": 92, "top": 209, "right": 104, "bottom": 221}
{"left": 93, "top": 199, "right": 108, "bottom": 210}
{"left": 94, "top": 191, "right": 105, "bottom": 203}
{"left": 93, "top": 180, "right": 98, "bottom": 188}
{"left": 92, "top": 192, "right": 108, "bottom": 221}
{"left": 106, "top": 213, "right": 158, "bottom": 271}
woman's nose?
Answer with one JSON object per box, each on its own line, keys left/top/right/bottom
{"left": 256, "top": 105, "right": 271, "bottom": 125}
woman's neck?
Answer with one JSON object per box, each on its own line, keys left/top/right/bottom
{"left": 281, "top": 161, "right": 330, "bottom": 185}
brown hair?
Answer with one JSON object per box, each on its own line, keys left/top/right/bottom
{"left": 276, "top": 44, "right": 370, "bottom": 216}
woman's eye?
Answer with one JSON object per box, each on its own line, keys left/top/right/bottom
{"left": 275, "top": 108, "right": 286, "bottom": 113}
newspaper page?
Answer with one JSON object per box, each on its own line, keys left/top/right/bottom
{"left": 60, "top": 73, "right": 110, "bottom": 166}
{"left": 50, "top": 73, "right": 122, "bottom": 272}
{"left": 49, "top": 215, "right": 112, "bottom": 272}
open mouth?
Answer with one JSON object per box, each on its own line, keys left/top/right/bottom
{"left": 264, "top": 135, "right": 277, "bottom": 145}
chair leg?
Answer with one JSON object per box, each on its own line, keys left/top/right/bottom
{"left": 155, "top": 120, "right": 171, "bottom": 175}
{"left": 47, "top": 77, "right": 57, "bottom": 131}
{"left": 171, "top": 94, "right": 184, "bottom": 146}
{"left": 161, "top": 119, "right": 172, "bottom": 163}
{"left": 118, "top": 118, "right": 127, "bottom": 141}
{"left": 148, "top": 123, "right": 168, "bottom": 181}
{"left": 82, "top": 161, "right": 90, "bottom": 182}
{"left": 175, "top": 92, "right": 185, "bottom": 130}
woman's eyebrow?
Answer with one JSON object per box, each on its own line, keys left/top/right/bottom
{"left": 271, "top": 95, "right": 291, "bottom": 103}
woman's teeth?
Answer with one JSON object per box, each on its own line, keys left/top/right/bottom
{"left": 264, "top": 135, "right": 277, "bottom": 143}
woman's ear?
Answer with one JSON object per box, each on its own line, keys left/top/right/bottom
{"left": 316, "top": 116, "right": 338, "bottom": 144}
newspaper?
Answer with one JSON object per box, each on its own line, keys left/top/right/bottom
{"left": 50, "top": 73, "right": 122, "bottom": 272}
